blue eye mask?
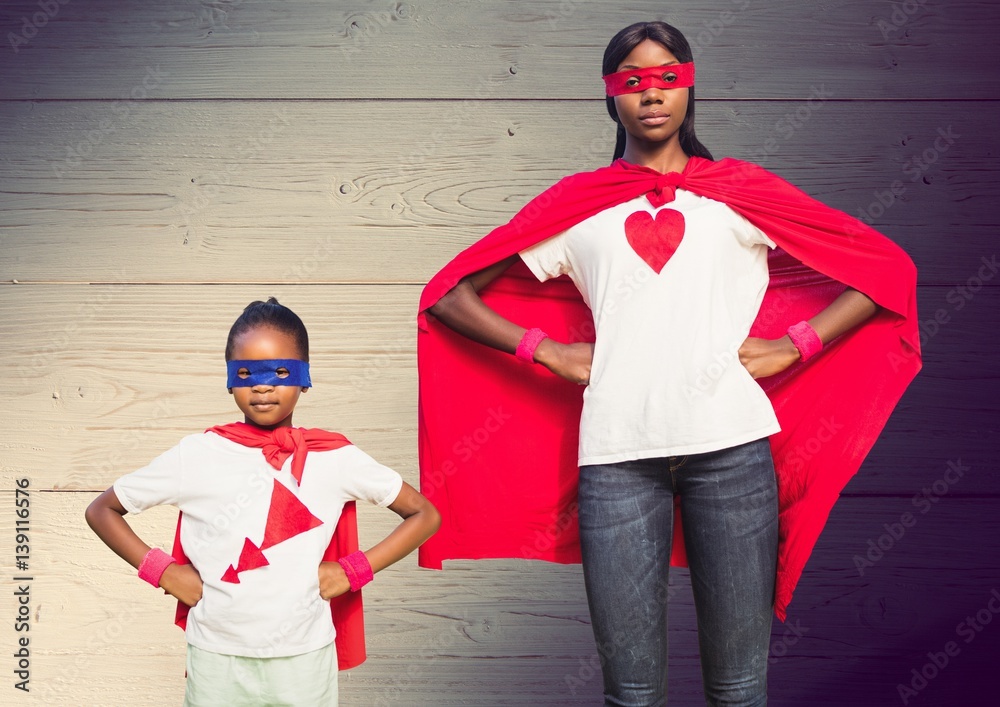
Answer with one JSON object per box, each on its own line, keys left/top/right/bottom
{"left": 226, "top": 359, "right": 312, "bottom": 388}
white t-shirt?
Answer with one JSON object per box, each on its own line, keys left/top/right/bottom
{"left": 519, "top": 189, "right": 781, "bottom": 466}
{"left": 114, "top": 432, "right": 403, "bottom": 658}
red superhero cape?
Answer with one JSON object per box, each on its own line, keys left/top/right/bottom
{"left": 169, "top": 422, "right": 366, "bottom": 670}
{"left": 417, "top": 156, "right": 921, "bottom": 621}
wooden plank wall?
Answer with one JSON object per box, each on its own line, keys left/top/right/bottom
{"left": 1, "top": 1, "right": 998, "bottom": 704}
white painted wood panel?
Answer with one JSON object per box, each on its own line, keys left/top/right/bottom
{"left": 0, "top": 102, "right": 991, "bottom": 285}
{"left": 0, "top": 0, "right": 993, "bottom": 99}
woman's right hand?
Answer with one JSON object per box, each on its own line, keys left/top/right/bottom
{"left": 536, "top": 340, "right": 594, "bottom": 385}
{"left": 159, "top": 563, "right": 204, "bottom": 607}
{"left": 426, "top": 256, "right": 595, "bottom": 384}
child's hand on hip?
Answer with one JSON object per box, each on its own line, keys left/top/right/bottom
{"left": 318, "top": 561, "right": 351, "bottom": 600}
{"left": 159, "top": 563, "right": 203, "bottom": 607}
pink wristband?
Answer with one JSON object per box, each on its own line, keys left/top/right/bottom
{"left": 515, "top": 328, "right": 548, "bottom": 363}
{"left": 138, "top": 547, "right": 176, "bottom": 588}
{"left": 338, "top": 550, "right": 374, "bottom": 592}
{"left": 787, "top": 321, "right": 823, "bottom": 363}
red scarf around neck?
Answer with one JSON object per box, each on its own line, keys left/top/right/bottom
{"left": 169, "top": 421, "right": 366, "bottom": 670}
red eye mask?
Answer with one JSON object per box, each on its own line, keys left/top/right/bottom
{"left": 603, "top": 62, "right": 695, "bottom": 96}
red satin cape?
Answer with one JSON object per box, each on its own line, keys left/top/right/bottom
{"left": 416, "top": 157, "right": 921, "bottom": 621}
{"left": 169, "top": 422, "right": 366, "bottom": 670}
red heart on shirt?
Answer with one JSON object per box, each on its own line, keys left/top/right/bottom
{"left": 624, "top": 209, "right": 685, "bottom": 274}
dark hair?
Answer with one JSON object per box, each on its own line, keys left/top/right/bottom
{"left": 603, "top": 21, "right": 713, "bottom": 162}
{"left": 225, "top": 297, "right": 310, "bottom": 361}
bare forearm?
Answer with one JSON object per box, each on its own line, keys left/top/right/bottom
{"left": 317, "top": 505, "right": 437, "bottom": 600}
{"left": 427, "top": 255, "right": 592, "bottom": 381}
{"left": 360, "top": 482, "right": 441, "bottom": 574}
{"left": 808, "top": 287, "right": 880, "bottom": 344}
{"left": 429, "top": 280, "right": 527, "bottom": 353}
{"left": 85, "top": 489, "right": 151, "bottom": 569}
{"left": 427, "top": 255, "right": 527, "bottom": 353}
{"left": 740, "top": 287, "right": 880, "bottom": 378}
{"left": 363, "top": 509, "right": 439, "bottom": 574}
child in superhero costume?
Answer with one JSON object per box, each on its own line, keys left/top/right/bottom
{"left": 86, "top": 298, "right": 440, "bottom": 706}
{"left": 417, "top": 21, "right": 920, "bottom": 705}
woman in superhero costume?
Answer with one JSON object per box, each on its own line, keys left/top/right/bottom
{"left": 417, "top": 21, "right": 920, "bottom": 706}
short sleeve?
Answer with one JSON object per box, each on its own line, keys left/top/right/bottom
{"left": 335, "top": 446, "right": 404, "bottom": 508}
{"left": 518, "top": 230, "right": 572, "bottom": 282}
{"left": 113, "top": 443, "right": 184, "bottom": 515}
{"left": 735, "top": 211, "right": 776, "bottom": 249}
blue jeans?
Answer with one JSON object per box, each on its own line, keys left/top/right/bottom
{"left": 578, "top": 438, "right": 778, "bottom": 706}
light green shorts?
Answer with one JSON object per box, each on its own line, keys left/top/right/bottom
{"left": 183, "top": 642, "right": 338, "bottom": 706}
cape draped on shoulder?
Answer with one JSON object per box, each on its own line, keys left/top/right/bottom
{"left": 416, "top": 157, "right": 921, "bottom": 620}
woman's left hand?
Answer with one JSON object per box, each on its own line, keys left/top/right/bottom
{"left": 318, "top": 561, "right": 351, "bottom": 600}
{"left": 738, "top": 336, "right": 801, "bottom": 379}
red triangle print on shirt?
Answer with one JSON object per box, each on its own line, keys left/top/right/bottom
{"left": 624, "top": 209, "right": 685, "bottom": 274}
{"left": 260, "top": 479, "right": 324, "bottom": 551}
{"left": 234, "top": 537, "right": 269, "bottom": 573}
